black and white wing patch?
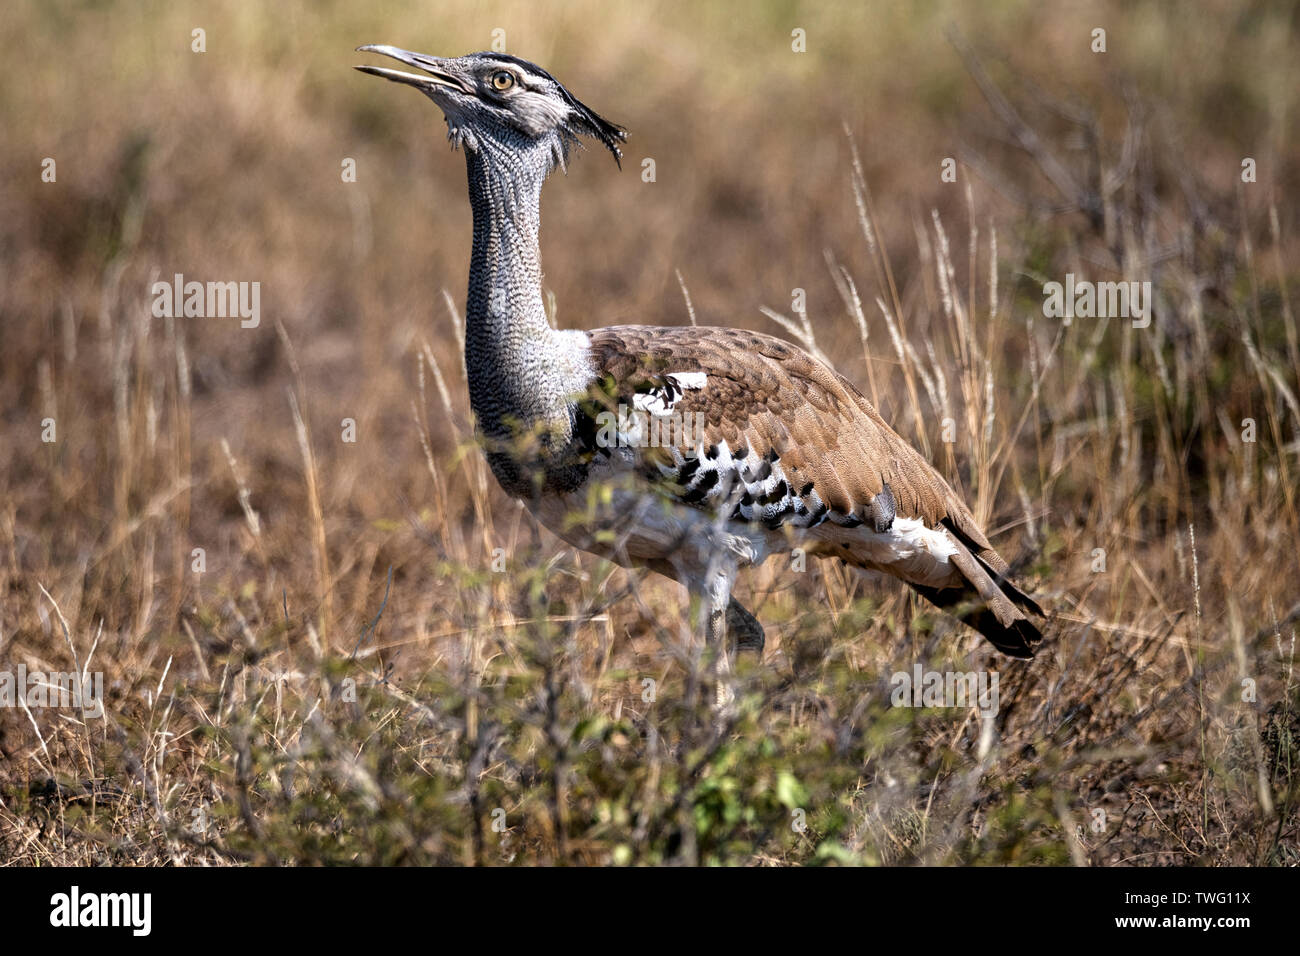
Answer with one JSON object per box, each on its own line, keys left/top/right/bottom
{"left": 578, "top": 370, "right": 709, "bottom": 459}
{"left": 653, "top": 437, "right": 899, "bottom": 535}
{"left": 631, "top": 372, "right": 708, "bottom": 416}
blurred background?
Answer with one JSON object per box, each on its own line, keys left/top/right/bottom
{"left": 1, "top": 0, "right": 1298, "bottom": 865}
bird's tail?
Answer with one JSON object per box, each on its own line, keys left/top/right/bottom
{"left": 910, "top": 534, "right": 1045, "bottom": 659}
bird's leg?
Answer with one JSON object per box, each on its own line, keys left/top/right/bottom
{"left": 648, "top": 556, "right": 735, "bottom": 709}
{"left": 704, "top": 571, "right": 737, "bottom": 710}
{"left": 726, "top": 597, "right": 765, "bottom": 657}
{"left": 705, "top": 601, "right": 734, "bottom": 710}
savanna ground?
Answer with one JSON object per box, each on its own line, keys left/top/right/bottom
{"left": 1, "top": 0, "right": 1298, "bottom": 866}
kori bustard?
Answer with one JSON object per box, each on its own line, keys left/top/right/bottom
{"left": 356, "top": 45, "right": 1045, "bottom": 704}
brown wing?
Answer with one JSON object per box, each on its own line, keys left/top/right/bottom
{"left": 586, "top": 324, "right": 1043, "bottom": 656}
{"left": 588, "top": 325, "right": 971, "bottom": 531}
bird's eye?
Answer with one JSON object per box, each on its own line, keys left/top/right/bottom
{"left": 490, "top": 71, "right": 514, "bottom": 91}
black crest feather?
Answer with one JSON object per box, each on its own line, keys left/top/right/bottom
{"left": 485, "top": 52, "right": 628, "bottom": 166}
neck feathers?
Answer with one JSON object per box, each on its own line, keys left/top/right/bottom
{"left": 461, "top": 136, "right": 590, "bottom": 496}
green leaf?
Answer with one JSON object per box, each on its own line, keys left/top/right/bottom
{"left": 775, "top": 771, "right": 807, "bottom": 810}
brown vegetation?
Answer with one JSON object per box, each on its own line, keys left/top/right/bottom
{"left": 1, "top": 0, "right": 1297, "bottom": 865}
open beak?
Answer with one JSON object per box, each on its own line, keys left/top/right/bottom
{"left": 354, "top": 45, "right": 473, "bottom": 95}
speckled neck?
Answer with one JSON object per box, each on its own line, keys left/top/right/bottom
{"left": 461, "top": 134, "right": 586, "bottom": 497}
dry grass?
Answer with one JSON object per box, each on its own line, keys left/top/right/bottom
{"left": 1, "top": 0, "right": 1298, "bottom": 865}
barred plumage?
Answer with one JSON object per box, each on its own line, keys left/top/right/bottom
{"left": 357, "top": 45, "right": 1044, "bottom": 705}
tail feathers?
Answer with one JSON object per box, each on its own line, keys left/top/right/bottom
{"left": 939, "top": 515, "right": 1045, "bottom": 619}
{"left": 970, "top": 549, "right": 1045, "bottom": 620}
{"left": 921, "top": 539, "right": 1044, "bottom": 658}
{"left": 911, "top": 582, "right": 1042, "bottom": 658}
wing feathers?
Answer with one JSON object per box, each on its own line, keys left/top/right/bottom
{"left": 587, "top": 325, "right": 955, "bottom": 527}
{"left": 584, "top": 324, "right": 1044, "bottom": 656}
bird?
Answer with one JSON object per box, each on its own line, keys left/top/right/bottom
{"left": 355, "top": 45, "right": 1045, "bottom": 705}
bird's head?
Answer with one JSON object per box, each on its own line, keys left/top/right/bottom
{"left": 355, "top": 45, "right": 626, "bottom": 170}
